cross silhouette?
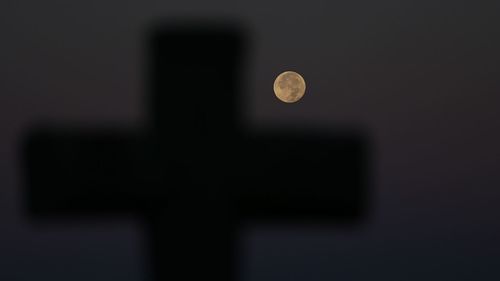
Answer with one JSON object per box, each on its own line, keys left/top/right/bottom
{"left": 24, "top": 22, "right": 369, "bottom": 281}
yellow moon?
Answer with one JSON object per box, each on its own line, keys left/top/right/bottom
{"left": 273, "top": 71, "right": 306, "bottom": 103}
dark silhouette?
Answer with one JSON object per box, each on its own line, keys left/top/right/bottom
{"left": 23, "top": 21, "right": 369, "bottom": 281}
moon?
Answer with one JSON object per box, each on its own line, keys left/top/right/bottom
{"left": 273, "top": 71, "right": 306, "bottom": 103}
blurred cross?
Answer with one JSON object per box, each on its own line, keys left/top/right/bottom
{"left": 24, "top": 22, "right": 368, "bottom": 281}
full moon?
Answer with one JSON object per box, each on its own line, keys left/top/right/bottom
{"left": 273, "top": 71, "right": 306, "bottom": 103}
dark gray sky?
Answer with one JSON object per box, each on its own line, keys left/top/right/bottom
{"left": 1, "top": 0, "right": 500, "bottom": 280}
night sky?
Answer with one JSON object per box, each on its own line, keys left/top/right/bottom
{"left": 1, "top": 0, "right": 500, "bottom": 280}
